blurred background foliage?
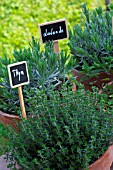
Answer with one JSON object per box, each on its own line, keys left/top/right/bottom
{"left": 0, "top": 0, "right": 111, "bottom": 58}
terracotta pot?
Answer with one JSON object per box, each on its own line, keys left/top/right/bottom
{"left": 0, "top": 111, "right": 20, "bottom": 131}
{"left": 89, "top": 145, "right": 113, "bottom": 170}
{"left": 72, "top": 69, "right": 113, "bottom": 91}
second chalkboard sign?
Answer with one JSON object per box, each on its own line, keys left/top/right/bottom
{"left": 8, "top": 61, "right": 29, "bottom": 88}
{"left": 39, "top": 19, "right": 68, "bottom": 43}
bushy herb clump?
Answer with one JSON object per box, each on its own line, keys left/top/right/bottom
{"left": 0, "top": 123, "right": 8, "bottom": 156}
{"left": 5, "top": 85, "right": 113, "bottom": 170}
{"left": 69, "top": 4, "right": 113, "bottom": 75}
{"left": 0, "top": 37, "right": 74, "bottom": 115}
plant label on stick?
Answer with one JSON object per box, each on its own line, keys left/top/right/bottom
{"left": 39, "top": 19, "right": 68, "bottom": 54}
{"left": 8, "top": 61, "right": 29, "bottom": 88}
{"left": 39, "top": 19, "right": 68, "bottom": 43}
{"left": 8, "top": 61, "right": 29, "bottom": 119}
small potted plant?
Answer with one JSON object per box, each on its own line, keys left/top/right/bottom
{"left": 0, "top": 37, "right": 74, "bottom": 130}
{"left": 3, "top": 84, "right": 113, "bottom": 170}
{"left": 69, "top": 4, "right": 113, "bottom": 91}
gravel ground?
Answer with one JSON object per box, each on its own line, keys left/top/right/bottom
{"left": 0, "top": 155, "right": 20, "bottom": 170}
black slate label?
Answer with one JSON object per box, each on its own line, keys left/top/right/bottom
{"left": 39, "top": 19, "right": 68, "bottom": 43}
{"left": 8, "top": 61, "right": 29, "bottom": 88}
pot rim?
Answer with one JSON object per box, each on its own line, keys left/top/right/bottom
{"left": 0, "top": 110, "right": 19, "bottom": 119}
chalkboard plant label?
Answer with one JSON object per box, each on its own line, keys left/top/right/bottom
{"left": 39, "top": 19, "right": 68, "bottom": 43}
{"left": 8, "top": 61, "right": 29, "bottom": 88}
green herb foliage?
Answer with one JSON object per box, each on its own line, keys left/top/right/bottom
{"left": 4, "top": 85, "right": 113, "bottom": 170}
{"left": 0, "top": 123, "right": 8, "bottom": 156}
{"left": 69, "top": 4, "right": 113, "bottom": 75}
{"left": 0, "top": 37, "right": 74, "bottom": 115}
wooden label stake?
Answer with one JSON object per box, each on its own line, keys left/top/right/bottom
{"left": 53, "top": 41, "right": 59, "bottom": 54}
{"left": 18, "top": 86, "right": 27, "bottom": 119}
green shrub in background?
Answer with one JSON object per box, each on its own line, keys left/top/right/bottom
{"left": 0, "top": 0, "right": 105, "bottom": 57}
{"left": 0, "top": 37, "right": 74, "bottom": 115}
{"left": 4, "top": 85, "right": 113, "bottom": 170}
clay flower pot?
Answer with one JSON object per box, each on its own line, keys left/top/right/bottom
{"left": 72, "top": 69, "right": 113, "bottom": 92}
{"left": 89, "top": 145, "right": 113, "bottom": 170}
{"left": 0, "top": 111, "right": 20, "bottom": 131}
